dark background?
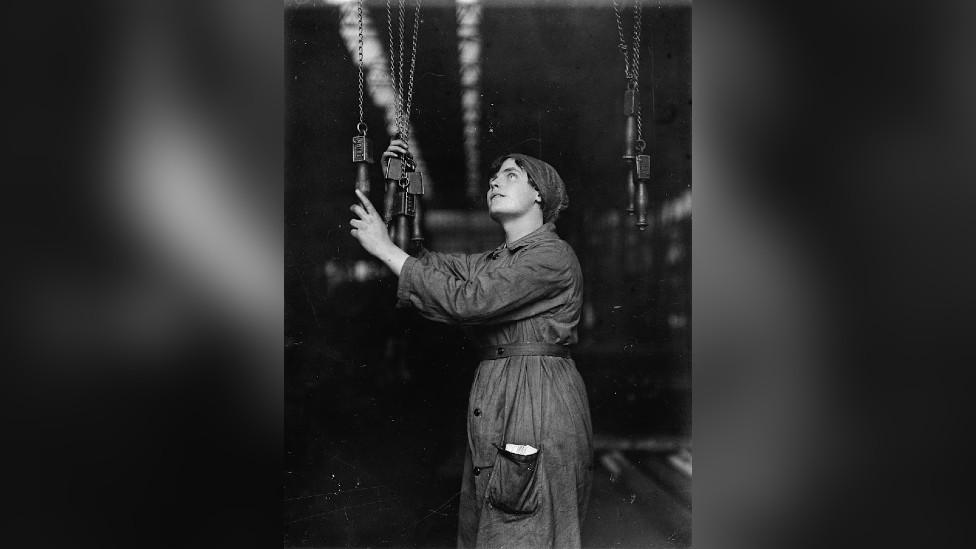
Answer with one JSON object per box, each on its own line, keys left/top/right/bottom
{"left": 8, "top": 0, "right": 975, "bottom": 548}
{"left": 285, "top": 1, "right": 691, "bottom": 546}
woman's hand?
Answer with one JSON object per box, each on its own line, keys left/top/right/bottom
{"left": 383, "top": 138, "right": 409, "bottom": 164}
{"left": 350, "top": 189, "right": 392, "bottom": 257}
{"left": 350, "top": 189, "right": 409, "bottom": 276}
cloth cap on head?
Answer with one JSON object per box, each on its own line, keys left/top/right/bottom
{"left": 504, "top": 153, "right": 570, "bottom": 223}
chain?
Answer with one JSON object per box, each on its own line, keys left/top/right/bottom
{"left": 397, "top": 0, "right": 406, "bottom": 137}
{"left": 632, "top": 1, "right": 643, "bottom": 144}
{"left": 386, "top": 0, "right": 422, "bottom": 143}
{"left": 611, "top": 0, "right": 631, "bottom": 80}
{"left": 387, "top": 0, "right": 400, "bottom": 136}
{"left": 402, "top": 1, "right": 422, "bottom": 141}
{"left": 631, "top": 1, "right": 642, "bottom": 85}
{"left": 612, "top": 0, "right": 644, "bottom": 145}
{"left": 357, "top": 0, "right": 366, "bottom": 134}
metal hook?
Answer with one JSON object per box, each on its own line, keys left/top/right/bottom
{"left": 635, "top": 139, "right": 646, "bottom": 153}
{"left": 357, "top": 122, "right": 368, "bottom": 135}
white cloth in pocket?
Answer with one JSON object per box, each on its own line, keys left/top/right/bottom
{"left": 504, "top": 443, "right": 538, "bottom": 456}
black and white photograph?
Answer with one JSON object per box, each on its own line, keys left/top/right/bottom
{"left": 285, "top": 1, "right": 690, "bottom": 547}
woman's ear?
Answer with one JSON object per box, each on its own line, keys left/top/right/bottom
{"left": 534, "top": 191, "right": 542, "bottom": 204}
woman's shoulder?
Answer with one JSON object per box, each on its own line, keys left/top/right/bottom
{"left": 519, "top": 236, "right": 581, "bottom": 270}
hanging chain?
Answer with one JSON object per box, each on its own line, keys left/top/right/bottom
{"left": 612, "top": 0, "right": 644, "bottom": 147}
{"left": 387, "top": 0, "right": 401, "bottom": 136}
{"left": 397, "top": 0, "right": 406, "bottom": 137}
{"left": 632, "top": 1, "right": 643, "bottom": 145}
{"left": 611, "top": 0, "right": 631, "bottom": 80}
{"left": 402, "top": 1, "right": 422, "bottom": 141}
{"left": 387, "top": 0, "right": 421, "bottom": 142}
{"left": 357, "top": 0, "right": 367, "bottom": 135}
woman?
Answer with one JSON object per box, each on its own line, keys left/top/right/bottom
{"left": 349, "top": 139, "right": 592, "bottom": 548}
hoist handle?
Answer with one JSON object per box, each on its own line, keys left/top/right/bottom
{"left": 394, "top": 215, "right": 410, "bottom": 251}
{"left": 355, "top": 163, "right": 370, "bottom": 195}
{"left": 352, "top": 135, "right": 374, "bottom": 194}
{"left": 623, "top": 114, "right": 637, "bottom": 160}
{"left": 635, "top": 181, "right": 649, "bottom": 230}
{"left": 624, "top": 161, "right": 636, "bottom": 215}
{"left": 411, "top": 199, "right": 424, "bottom": 246}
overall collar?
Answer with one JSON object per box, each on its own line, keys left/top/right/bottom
{"left": 489, "top": 222, "right": 557, "bottom": 258}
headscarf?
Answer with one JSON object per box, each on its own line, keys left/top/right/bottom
{"left": 500, "top": 153, "right": 570, "bottom": 223}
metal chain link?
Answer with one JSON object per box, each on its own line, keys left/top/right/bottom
{"left": 387, "top": 0, "right": 400, "bottom": 136}
{"left": 632, "top": 1, "right": 643, "bottom": 143}
{"left": 397, "top": 0, "right": 406, "bottom": 137}
{"left": 357, "top": 0, "right": 366, "bottom": 134}
{"left": 611, "top": 0, "right": 630, "bottom": 80}
{"left": 612, "top": 0, "right": 644, "bottom": 145}
{"left": 403, "top": 0, "right": 422, "bottom": 141}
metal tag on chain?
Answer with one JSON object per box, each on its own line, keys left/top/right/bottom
{"left": 352, "top": 135, "right": 373, "bottom": 164}
{"left": 405, "top": 193, "right": 416, "bottom": 216}
{"left": 384, "top": 154, "right": 416, "bottom": 180}
{"left": 407, "top": 170, "right": 424, "bottom": 195}
{"left": 392, "top": 188, "right": 414, "bottom": 216}
{"left": 635, "top": 154, "right": 651, "bottom": 181}
{"left": 384, "top": 157, "right": 405, "bottom": 180}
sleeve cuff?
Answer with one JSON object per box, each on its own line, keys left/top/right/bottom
{"left": 395, "top": 255, "right": 421, "bottom": 308}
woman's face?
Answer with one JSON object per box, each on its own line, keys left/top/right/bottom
{"left": 486, "top": 158, "right": 542, "bottom": 221}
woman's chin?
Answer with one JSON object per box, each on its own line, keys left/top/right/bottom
{"left": 488, "top": 207, "right": 505, "bottom": 222}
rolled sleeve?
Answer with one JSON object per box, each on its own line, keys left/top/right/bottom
{"left": 396, "top": 255, "right": 422, "bottom": 309}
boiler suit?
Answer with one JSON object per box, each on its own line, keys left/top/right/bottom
{"left": 396, "top": 222, "right": 593, "bottom": 549}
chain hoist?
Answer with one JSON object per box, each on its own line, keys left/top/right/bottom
{"left": 383, "top": 0, "right": 425, "bottom": 252}
{"left": 612, "top": 0, "right": 651, "bottom": 230}
{"left": 351, "top": 0, "right": 374, "bottom": 194}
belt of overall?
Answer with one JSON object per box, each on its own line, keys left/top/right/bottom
{"left": 476, "top": 343, "right": 572, "bottom": 361}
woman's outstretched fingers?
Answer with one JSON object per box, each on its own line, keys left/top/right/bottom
{"left": 350, "top": 203, "right": 367, "bottom": 220}
{"left": 356, "top": 189, "right": 379, "bottom": 216}
{"left": 354, "top": 190, "right": 378, "bottom": 218}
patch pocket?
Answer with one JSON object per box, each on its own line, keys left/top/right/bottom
{"left": 486, "top": 443, "right": 541, "bottom": 515}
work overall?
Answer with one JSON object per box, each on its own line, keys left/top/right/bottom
{"left": 397, "top": 222, "right": 593, "bottom": 549}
